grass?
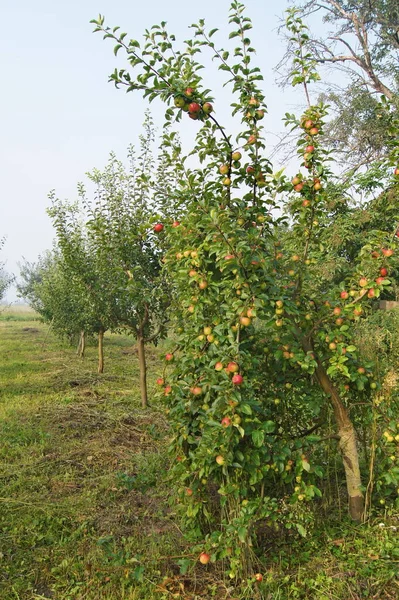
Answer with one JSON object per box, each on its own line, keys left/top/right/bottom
{"left": 0, "top": 311, "right": 398, "bottom": 599}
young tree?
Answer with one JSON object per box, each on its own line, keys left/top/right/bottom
{"left": 92, "top": 1, "right": 399, "bottom": 578}
{"left": 0, "top": 239, "right": 13, "bottom": 303}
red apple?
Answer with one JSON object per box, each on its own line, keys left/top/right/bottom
{"left": 294, "top": 183, "right": 304, "bottom": 192}
{"left": 215, "top": 362, "right": 223, "bottom": 371}
{"left": 340, "top": 290, "right": 349, "bottom": 299}
{"left": 309, "top": 127, "right": 319, "bottom": 135}
{"left": 165, "top": 353, "right": 174, "bottom": 361}
{"left": 153, "top": 223, "right": 164, "bottom": 233}
{"left": 380, "top": 267, "right": 388, "bottom": 276}
{"left": 172, "top": 221, "right": 180, "bottom": 227}
{"left": 240, "top": 316, "right": 251, "bottom": 326}
{"left": 224, "top": 254, "right": 235, "bottom": 260}
{"left": 375, "top": 277, "right": 385, "bottom": 285}
{"left": 382, "top": 248, "right": 394, "bottom": 257}
{"left": 232, "top": 373, "right": 244, "bottom": 385}
{"left": 156, "top": 377, "right": 164, "bottom": 386}
{"left": 292, "top": 176, "right": 301, "bottom": 186}
{"left": 393, "top": 167, "right": 399, "bottom": 176}
{"left": 227, "top": 361, "right": 239, "bottom": 373}
{"left": 198, "top": 280, "right": 208, "bottom": 289}
{"left": 164, "top": 385, "right": 172, "bottom": 396}
{"left": 302, "top": 199, "right": 311, "bottom": 207}
{"left": 335, "top": 318, "right": 344, "bottom": 326}
{"left": 199, "top": 552, "right": 210, "bottom": 564}
{"left": 303, "top": 119, "right": 314, "bottom": 129}
{"left": 333, "top": 307, "right": 341, "bottom": 316}
{"left": 359, "top": 277, "right": 368, "bottom": 287}
{"left": 219, "top": 164, "right": 229, "bottom": 175}
{"left": 221, "top": 417, "right": 232, "bottom": 428}
{"left": 357, "top": 367, "right": 365, "bottom": 374}
{"left": 190, "top": 386, "right": 203, "bottom": 396}
{"left": 255, "top": 573, "right": 263, "bottom": 582}
{"left": 305, "top": 145, "right": 315, "bottom": 153}
{"left": 215, "top": 455, "right": 225, "bottom": 465}
{"left": 367, "top": 288, "right": 376, "bottom": 298}
{"left": 186, "top": 488, "right": 193, "bottom": 496}
{"left": 202, "top": 102, "right": 213, "bottom": 114}
{"left": 247, "top": 134, "right": 257, "bottom": 145}
{"left": 246, "top": 165, "right": 255, "bottom": 174}
{"left": 188, "top": 102, "right": 201, "bottom": 113}
{"left": 248, "top": 96, "right": 260, "bottom": 107}
{"left": 185, "top": 87, "right": 195, "bottom": 96}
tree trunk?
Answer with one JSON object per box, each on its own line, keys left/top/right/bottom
{"left": 303, "top": 339, "right": 364, "bottom": 521}
{"left": 76, "top": 330, "right": 85, "bottom": 358}
{"left": 98, "top": 329, "right": 104, "bottom": 374}
{"left": 137, "top": 335, "right": 148, "bottom": 408}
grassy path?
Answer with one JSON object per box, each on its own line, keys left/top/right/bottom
{"left": 0, "top": 310, "right": 398, "bottom": 599}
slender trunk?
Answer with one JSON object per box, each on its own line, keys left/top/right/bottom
{"left": 76, "top": 330, "right": 85, "bottom": 358}
{"left": 98, "top": 329, "right": 104, "bottom": 374}
{"left": 303, "top": 339, "right": 364, "bottom": 521}
{"left": 137, "top": 335, "right": 148, "bottom": 408}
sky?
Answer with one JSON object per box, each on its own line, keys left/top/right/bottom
{"left": 1, "top": 0, "right": 315, "bottom": 301}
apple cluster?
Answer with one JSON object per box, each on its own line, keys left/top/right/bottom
{"left": 173, "top": 87, "right": 213, "bottom": 121}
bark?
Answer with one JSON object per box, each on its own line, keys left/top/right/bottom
{"left": 98, "top": 329, "right": 104, "bottom": 374}
{"left": 137, "top": 335, "right": 148, "bottom": 409}
{"left": 303, "top": 338, "right": 364, "bottom": 522}
{"left": 76, "top": 330, "right": 85, "bottom": 358}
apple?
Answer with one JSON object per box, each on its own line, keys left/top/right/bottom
{"left": 174, "top": 95, "right": 186, "bottom": 108}
{"left": 313, "top": 182, "right": 322, "bottom": 191}
{"left": 215, "top": 362, "right": 224, "bottom": 371}
{"left": 190, "top": 386, "right": 203, "bottom": 395}
{"left": 188, "top": 102, "right": 201, "bottom": 113}
{"left": 255, "top": 573, "right": 263, "bottom": 582}
{"left": 199, "top": 280, "right": 208, "bottom": 289}
{"left": 340, "top": 290, "right": 349, "bottom": 299}
{"left": 203, "top": 326, "right": 212, "bottom": 335}
{"left": 215, "top": 455, "right": 225, "bottom": 465}
{"left": 222, "top": 177, "right": 231, "bottom": 186}
{"left": 329, "top": 342, "right": 337, "bottom": 350}
{"left": 276, "top": 300, "right": 284, "bottom": 308}
{"left": 219, "top": 164, "right": 229, "bottom": 175}
{"left": 164, "top": 385, "right": 172, "bottom": 396}
{"left": 255, "top": 109, "right": 265, "bottom": 120}
{"left": 165, "top": 353, "right": 174, "bottom": 361}
{"left": 221, "top": 416, "right": 232, "bottom": 428}
{"left": 156, "top": 377, "right": 164, "bottom": 386}
{"left": 188, "top": 112, "right": 199, "bottom": 120}
{"left": 199, "top": 552, "right": 210, "bottom": 564}
{"left": 353, "top": 307, "right": 362, "bottom": 317}
{"left": 232, "top": 151, "right": 242, "bottom": 161}
{"left": 309, "top": 127, "right": 319, "bottom": 135}
{"left": 393, "top": 167, "right": 399, "bottom": 176}
{"left": 304, "top": 119, "right": 314, "bottom": 129}
{"left": 172, "top": 221, "right": 180, "bottom": 227}
{"left": 294, "top": 183, "right": 304, "bottom": 192}
{"left": 240, "top": 316, "right": 251, "bottom": 326}
{"left": 333, "top": 307, "right": 341, "bottom": 316}
{"left": 292, "top": 176, "right": 301, "bottom": 186}
{"left": 206, "top": 334, "right": 215, "bottom": 343}
{"left": 185, "top": 87, "right": 195, "bottom": 96}
{"left": 335, "top": 318, "right": 344, "bottom": 326}
{"left": 248, "top": 96, "right": 259, "bottom": 107}
{"left": 357, "top": 367, "right": 365, "bottom": 374}
{"left": 375, "top": 277, "right": 385, "bottom": 285}
{"left": 186, "top": 488, "right": 193, "bottom": 496}
{"left": 232, "top": 373, "right": 244, "bottom": 385}
{"left": 246, "top": 165, "right": 255, "bottom": 174}
{"left": 359, "top": 277, "right": 368, "bottom": 287}
{"left": 202, "top": 102, "right": 213, "bottom": 114}
{"left": 275, "top": 319, "right": 283, "bottom": 327}
{"left": 227, "top": 361, "right": 239, "bottom": 373}
{"left": 153, "top": 223, "right": 164, "bottom": 233}
{"left": 367, "top": 288, "right": 376, "bottom": 298}
{"left": 292, "top": 254, "right": 300, "bottom": 261}
{"left": 382, "top": 248, "right": 394, "bottom": 257}
{"left": 247, "top": 134, "right": 257, "bottom": 145}
{"left": 187, "top": 305, "right": 195, "bottom": 313}
{"left": 380, "top": 267, "right": 388, "bottom": 276}
{"left": 189, "top": 269, "right": 197, "bottom": 277}
{"left": 305, "top": 145, "right": 315, "bottom": 153}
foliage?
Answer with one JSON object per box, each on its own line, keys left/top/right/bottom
{"left": 0, "top": 238, "right": 13, "bottom": 303}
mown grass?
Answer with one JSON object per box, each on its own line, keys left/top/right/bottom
{"left": 0, "top": 311, "right": 398, "bottom": 599}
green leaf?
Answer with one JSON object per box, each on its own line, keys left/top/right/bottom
{"left": 252, "top": 429, "right": 265, "bottom": 447}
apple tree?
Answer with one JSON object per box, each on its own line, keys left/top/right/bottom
{"left": 92, "top": 0, "right": 399, "bottom": 578}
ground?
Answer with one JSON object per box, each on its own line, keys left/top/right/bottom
{"left": 0, "top": 308, "right": 398, "bottom": 599}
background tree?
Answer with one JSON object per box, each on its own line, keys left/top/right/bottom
{"left": 278, "top": 0, "right": 399, "bottom": 171}
{"left": 0, "top": 238, "right": 13, "bottom": 304}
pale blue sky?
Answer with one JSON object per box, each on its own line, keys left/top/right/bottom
{"left": 1, "top": 0, "right": 314, "bottom": 300}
